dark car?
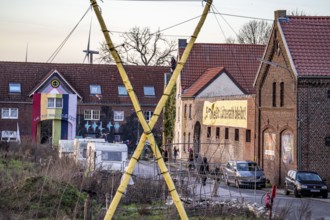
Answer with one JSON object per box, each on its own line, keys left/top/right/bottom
{"left": 224, "top": 160, "right": 266, "bottom": 189}
{"left": 284, "top": 170, "right": 328, "bottom": 198}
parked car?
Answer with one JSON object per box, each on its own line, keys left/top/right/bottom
{"left": 224, "top": 160, "right": 266, "bottom": 189}
{"left": 284, "top": 170, "right": 328, "bottom": 198}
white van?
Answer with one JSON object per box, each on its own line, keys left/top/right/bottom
{"left": 74, "top": 138, "right": 105, "bottom": 166}
{"left": 86, "top": 142, "right": 128, "bottom": 173}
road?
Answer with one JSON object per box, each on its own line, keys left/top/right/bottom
{"left": 131, "top": 160, "right": 330, "bottom": 219}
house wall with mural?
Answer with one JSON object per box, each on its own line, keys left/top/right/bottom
{"left": 0, "top": 61, "right": 166, "bottom": 149}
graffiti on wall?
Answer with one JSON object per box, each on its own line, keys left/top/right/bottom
{"left": 264, "top": 131, "right": 276, "bottom": 160}
{"left": 281, "top": 131, "right": 294, "bottom": 164}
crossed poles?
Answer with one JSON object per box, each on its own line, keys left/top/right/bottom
{"left": 90, "top": 0, "right": 213, "bottom": 219}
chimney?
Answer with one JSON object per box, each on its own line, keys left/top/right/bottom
{"left": 274, "top": 10, "right": 287, "bottom": 20}
{"left": 178, "top": 39, "right": 187, "bottom": 48}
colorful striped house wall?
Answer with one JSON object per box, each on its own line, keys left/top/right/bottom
{"left": 32, "top": 93, "right": 77, "bottom": 145}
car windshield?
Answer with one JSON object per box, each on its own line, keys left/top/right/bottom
{"left": 236, "top": 163, "right": 262, "bottom": 171}
{"left": 297, "top": 172, "right": 322, "bottom": 181}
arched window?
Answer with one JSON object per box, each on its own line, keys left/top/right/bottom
{"left": 272, "top": 82, "right": 276, "bottom": 107}
{"left": 281, "top": 130, "right": 294, "bottom": 164}
{"left": 184, "top": 104, "right": 187, "bottom": 119}
{"left": 264, "top": 129, "right": 276, "bottom": 160}
{"left": 189, "top": 104, "right": 192, "bottom": 119}
{"left": 280, "top": 82, "right": 284, "bottom": 107}
{"left": 183, "top": 132, "right": 186, "bottom": 152}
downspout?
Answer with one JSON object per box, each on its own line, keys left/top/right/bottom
{"left": 297, "top": 79, "right": 301, "bottom": 170}
{"left": 258, "top": 87, "right": 262, "bottom": 167}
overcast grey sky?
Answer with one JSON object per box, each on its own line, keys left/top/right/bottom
{"left": 0, "top": 0, "right": 329, "bottom": 63}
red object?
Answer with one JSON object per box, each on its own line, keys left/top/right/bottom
{"left": 265, "top": 192, "right": 271, "bottom": 209}
{"left": 271, "top": 185, "right": 277, "bottom": 198}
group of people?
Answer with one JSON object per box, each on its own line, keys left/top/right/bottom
{"left": 162, "top": 146, "right": 210, "bottom": 186}
{"left": 162, "top": 146, "right": 179, "bottom": 163}
{"left": 161, "top": 146, "right": 221, "bottom": 195}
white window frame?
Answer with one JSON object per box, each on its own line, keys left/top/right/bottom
{"left": 118, "top": 85, "right": 128, "bottom": 96}
{"left": 84, "top": 110, "right": 100, "bottom": 120}
{"left": 114, "top": 111, "right": 124, "bottom": 121}
{"left": 144, "top": 86, "right": 155, "bottom": 96}
{"left": 90, "top": 84, "right": 102, "bottom": 95}
{"left": 47, "top": 97, "right": 63, "bottom": 108}
{"left": 9, "top": 83, "right": 21, "bottom": 93}
{"left": 144, "top": 111, "right": 153, "bottom": 121}
{"left": 1, "top": 108, "right": 18, "bottom": 119}
{"left": 101, "top": 151, "right": 122, "bottom": 161}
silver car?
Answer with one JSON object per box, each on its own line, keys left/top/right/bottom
{"left": 224, "top": 160, "right": 266, "bottom": 189}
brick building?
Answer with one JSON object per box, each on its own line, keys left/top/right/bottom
{"left": 174, "top": 42, "right": 264, "bottom": 164}
{"left": 254, "top": 11, "right": 330, "bottom": 185}
{"left": 0, "top": 61, "right": 167, "bottom": 150}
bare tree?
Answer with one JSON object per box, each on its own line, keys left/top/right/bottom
{"left": 289, "top": 9, "right": 308, "bottom": 16}
{"left": 236, "top": 20, "right": 272, "bottom": 45}
{"left": 225, "top": 36, "right": 236, "bottom": 44}
{"left": 99, "top": 27, "right": 177, "bottom": 66}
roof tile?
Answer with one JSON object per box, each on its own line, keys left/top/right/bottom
{"left": 280, "top": 16, "right": 330, "bottom": 76}
{"left": 179, "top": 44, "right": 264, "bottom": 94}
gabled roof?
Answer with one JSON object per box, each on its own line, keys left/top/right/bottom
{"left": 29, "top": 68, "right": 82, "bottom": 99}
{"left": 279, "top": 16, "right": 330, "bottom": 77}
{"left": 182, "top": 67, "right": 225, "bottom": 97}
{"left": 0, "top": 61, "right": 168, "bottom": 105}
{"left": 179, "top": 43, "right": 265, "bottom": 94}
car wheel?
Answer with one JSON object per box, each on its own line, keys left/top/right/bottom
{"left": 322, "top": 193, "right": 328, "bottom": 199}
{"left": 284, "top": 185, "right": 290, "bottom": 195}
{"left": 294, "top": 188, "right": 300, "bottom": 198}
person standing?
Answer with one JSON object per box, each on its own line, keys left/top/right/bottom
{"left": 163, "top": 147, "right": 168, "bottom": 163}
{"left": 199, "top": 157, "right": 209, "bottom": 186}
{"left": 188, "top": 147, "right": 194, "bottom": 169}
{"left": 173, "top": 146, "right": 179, "bottom": 163}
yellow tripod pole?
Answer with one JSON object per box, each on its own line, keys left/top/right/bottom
{"left": 89, "top": 0, "right": 212, "bottom": 219}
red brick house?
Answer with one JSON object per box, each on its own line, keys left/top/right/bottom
{"left": 174, "top": 42, "right": 264, "bottom": 164}
{"left": 254, "top": 11, "right": 330, "bottom": 185}
{"left": 0, "top": 61, "right": 167, "bottom": 150}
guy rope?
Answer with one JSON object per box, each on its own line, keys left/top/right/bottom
{"left": 89, "top": 0, "right": 213, "bottom": 219}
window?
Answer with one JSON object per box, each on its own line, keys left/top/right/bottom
{"left": 207, "top": 127, "right": 211, "bottom": 138}
{"left": 114, "top": 135, "right": 121, "bottom": 142}
{"left": 9, "top": 83, "right": 21, "bottom": 93}
{"left": 280, "top": 82, "right": 284, "bottom": 107}
{"left": 184, "top": 104, "right": 187, "bottom": 119}
{"left": 272, "top": 82, "right": 276, "bottom": 107}
{"left": 1, "top": 131, "right": 17, "bottom": 141}
{"left": 114, "top": 111, "right": 124, "bottom": 121}
{"left": 183, "top": 132, "right": 186, "bottom": 152}
{"left": 84, "top": 110, "right": 100, "bottom": 120}
{"left": 246, "top": 129, "right": 251, "bottom": 142}
{"left": 235, "top": 129, "right": 239, "bottom": 141}
{"left": 144, "top": 86, "right": 155, "bottom": 96}
{"left": 188, "top": 133, "right": 191, "bottom": 148}
{"left": 102, "top": 151, "right": 122, "bottom": 161}
{"left": 216, "top": 127, "right": 220, "bottom": 139}
{"left": 225, "top": 128, "right": 229, "bottom": 139}
{"left": 144, "top": 111, "right": 153, "bottom": 121}
{"left": 90, "top": 84, "right": 101, "bottom": 95}
{"left": 118, "top": 85, "right": 128, "bottom": 96}
{"left": 1, "top": 108, "right": 18, "bottom": 119}
{"left": 47, "top": 97, "right": 63, "bottom": 108}
{"left": 189, "top": 104, "right": 192, "bottom": 119}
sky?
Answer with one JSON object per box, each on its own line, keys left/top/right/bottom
{"left": 0, "top": 0, "right": 329, "bottom": 64}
